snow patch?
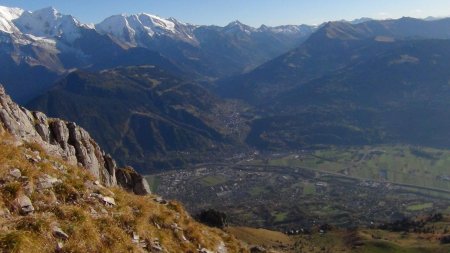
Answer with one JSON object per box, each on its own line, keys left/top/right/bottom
{"left": 96, "top": 12, "right": 198, "bottom": 46}
{"left": 13, "top": 7, "right": 82, "bottom": 42}
{"left": 95, "top": 14, "right": 137, "bottom": 43}
{"left": 0, "top": 6, "right": 23, "bottom": 33}
{"left": 224, "top": 20, "right": 256, "bottom": 34}
{"left": 0, "top": 6, "right": 23, "bottom": 20}
{"left": 139, "top": 13, "right": 176, "bottom": 33}
{"left": 96, "top": 13, "right": 177, "bottom": 39}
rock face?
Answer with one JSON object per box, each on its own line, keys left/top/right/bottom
{"left": 116, "top": 167, "right": 152, "bottom": 195}
{"left": 0, "top": 84, "right": 150, "bottom": 195}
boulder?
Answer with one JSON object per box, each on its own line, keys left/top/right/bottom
{"left": 13, "top": 195, "right": 34, "bottom": 215}
{"left": 116, "top": 166, "right": 151, "bottom": 195}
{"left": 37, "top": 174, "right": 60, "bottom": 190}
{"left": 250, "top": 246, "right": 267, "bottom": 253}
{"left": 102, "top": 196, "right": 116, "bottom": 206}
{"left": 91, "top": 193, "right": 116, "bottom": 207}
{"left": 9, "top": 168, "right": 21, "bottom": 179}
{"left": 52, "top": 226, "right": 69, "bottom": 240}
{"left": 154, "top": 197, "right": 168, "bottom": 205}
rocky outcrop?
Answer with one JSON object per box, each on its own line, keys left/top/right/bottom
{"left": 116, "top": 167, "right": 152, "bottom": 195}
{"left": 0, "top": 85, "right": 150, "bottom": 195}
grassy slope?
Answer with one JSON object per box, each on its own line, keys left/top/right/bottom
{"left": 229, "top": 224, "right": 450, "bottom": 253}
{"left": 227, "top": 227, "right": 293, "bottom": 252}
{"left": 0, "top": 130, "right": 247, "bottom": 253}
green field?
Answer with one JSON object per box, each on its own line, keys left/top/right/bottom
{"left": 406, "top": 203, "right": 434, "bottom": 211}
{"left": 302, "top": 182, "right": 316, "bottom": 195}
{"left": 273, "top": 211, "right": 288, "bottom": 222}
{"left": 249, "top": 186, "right": 271, "bottom": 196}
{"left": 199, "top": 175, "right": 229, "bottom": 186}
{"left": 250, "top": 145, "right": 450, "bottom": 191}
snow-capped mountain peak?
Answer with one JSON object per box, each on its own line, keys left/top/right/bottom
{"left": 138, "top": 13, "right": 176, "bottom": 33}
{"left": 223, "top": 20, "right": 256, "bottom": 34}
{"left": 34, "top": 6, "right": 59, "bottom": 18}
{"left": 0, "top": 6, "right": 23, "bottom": 33}
{"left": 0, "top": 6, "right": 23, "bottom": 20}
{"left": 95, "top": 14, "right": 136, "bottom": 42}
{"left": 257, "top": 24, "right": 317, "bottom": 35}
{"left": 96, "top": 13, "right": 179, "bottom": 36}
{"left": 96, "top": 13, "right": 197, "bottom": 46}
{"left": 13, "top": 6, "right": 82, "bottom": 42}
{"left": 227, "top": 20, "right": 245, "bottom": 26}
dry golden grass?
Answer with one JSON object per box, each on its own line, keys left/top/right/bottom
{"left": 227, "top": 227, "right": 293, "bottom": 253}
{"left": 0, "top": 132, "right": 248, "bottom": 253}
{"left": 227, "top": 227, "right": 292, "bottom": 246}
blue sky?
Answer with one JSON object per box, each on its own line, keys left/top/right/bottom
{"left": 1, "top": 0, "right": 450, "bottom": 26}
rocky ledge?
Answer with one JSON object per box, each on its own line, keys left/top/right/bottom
{"left": 0, "top": 85, "right": 150, "bottom": 195}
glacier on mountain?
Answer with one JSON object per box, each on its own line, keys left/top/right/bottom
{"left": 13, "top": 7, "right": 83, "bottom": 42}
{"left": 0, "top": 6, "right": 23, "bottom": 33}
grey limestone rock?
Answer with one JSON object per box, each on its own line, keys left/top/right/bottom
{"left": 13, "top": 195, "right": 35, "bottom": 215}
{"left": 9, "top": 168, "right": 21, "bottom": 179}
{"left": 115, "top": 167, "right": 152, "bottom": 195}
{"left": 0, "top": 85, "right": 150, "bottom": 195}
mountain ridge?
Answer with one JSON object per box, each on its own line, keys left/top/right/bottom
{"left": 27, "top": 65, "right": 249, "bottom": 173}
{"left": 220, "top": 35, "right": 450, "bottom": 150}
{"left": 0, "top": 5, "right": 316, "bottom": 103}
{"left": 217, "top": 16, "right": 450, "bottom": 103}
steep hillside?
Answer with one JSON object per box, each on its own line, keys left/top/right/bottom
{"left": 0, "top": 130, "right": 246, "bottom": 252}
{"left": 216, "top": 18, "right": 450, "bottom": 150}
{"left": 28, "top": 66, "right": 249, "bottom": 173}
{"left": 218, "top": 17, "right": 450, "bottom": 103}
{"left": 0, "top": 53, "right": 59, "bottom": 105}
{"left": 245, "top": 39, "right": 450, "bottom": 149}
{"left": 0, "top": 83, "right": 248, "bottom": 252}
{"left": 0, "top": 85, "right": 149, "bottom": 194}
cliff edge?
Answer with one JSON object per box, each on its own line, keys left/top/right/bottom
{"left": 0, "top": 85, "right": 150, "bottom": 195}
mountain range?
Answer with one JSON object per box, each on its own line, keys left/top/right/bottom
{"left": 4, "top": 4, "right": 450, "bottom": 252}
{"left": 218, "top": 17, "right": 450, "bottom": 150}
{"left": 218, "top": 17, "right": 450, "bottom": 102}
{"left": 4, "top": 5, "right": 450, "bottom": 173}
{"left": 0, "top": 6, "right": 315, "bottom": 103}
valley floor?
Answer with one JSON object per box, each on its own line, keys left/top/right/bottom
{"left": 150, "top": 148, "right": 450, "bottom": 230}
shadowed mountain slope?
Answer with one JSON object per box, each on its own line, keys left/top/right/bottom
{"left": 28, "top": 66, "right": 247, "bottom": 173}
